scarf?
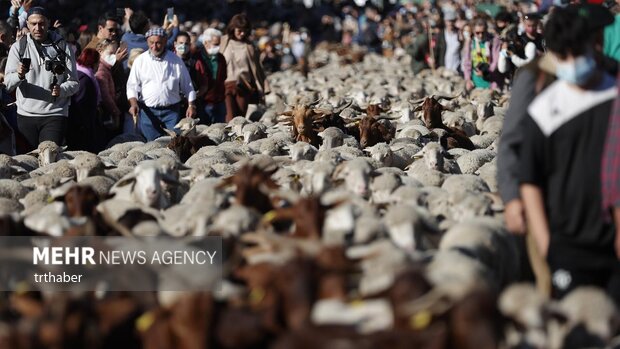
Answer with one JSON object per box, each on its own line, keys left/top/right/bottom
{"left": 76, "top": 63, "right": 101, "bottom": 105}
{"left": 601, "top": 75, "right": 620, "bottom": 221}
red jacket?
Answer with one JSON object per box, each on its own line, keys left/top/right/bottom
{"left": 198, "top": 53, "right": 227, "bottom": 104}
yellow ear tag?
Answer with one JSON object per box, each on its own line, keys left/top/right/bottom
{"left": 249, "top": 288, "right": 266, "bottom": 304}
{"left": 410, "top": 310, "right": 432, "bottom": 330}
{"left": 350, "top": 299, "right": 365, "bottom": 308}
{"left": 136, "top": 311, "right": 156, "bottom": 333}
{"left": 263, "top": 210, "right": 277, "bottom": 223}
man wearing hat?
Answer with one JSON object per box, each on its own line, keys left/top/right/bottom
{"left": 3, "top": 6, "right": 78, "bottom": 150}
{"left": 126, "top": 26, "right": 196, "bottom": 141}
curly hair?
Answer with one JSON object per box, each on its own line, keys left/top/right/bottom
{"left": 544, "top": 6, "right": 590, "bottom": 59}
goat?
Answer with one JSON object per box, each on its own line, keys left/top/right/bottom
{"left": 218, "top": 164, "right": 279, "bottom": 214}
{"left": 344, "top": 114, "right": 398, "bottom": 148}
{"left": 165, "top": 130, "right": 216, "bottom": 163}
{"left": 278, "top": 99, "right": 352, "bottom": 148}
{"left": 410, "top": 96, "right": 475, "bottom": 151}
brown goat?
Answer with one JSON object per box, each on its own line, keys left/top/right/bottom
{"left": 411, "top": 96, "right": 475, "bottom": 151}
{"left": 279, "top": 99, "right": 352, "bottom": 148}
{"left": 167, "top": 133, "right": 216, "bottom": 163}
{"left": 354, "top": 115, "right": 397, "bottom": 148}
{"left": 219, "top": 164, "right": 280, "bottom": 214}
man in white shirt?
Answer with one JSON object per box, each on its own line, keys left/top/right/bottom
{"left": 126, "top": 27, "right": 196, "bottom": 141}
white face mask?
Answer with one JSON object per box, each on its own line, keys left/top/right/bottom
{"left": 207, "top": 45, "right": 220, "bottom": 55}
{"left": 175, "top": 43, "right": 189, "bottom": 56}
{"left": 103, "top": 54, "right": 116, "bottom": 66}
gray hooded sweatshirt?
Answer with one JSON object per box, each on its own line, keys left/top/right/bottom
{"left": 4, "top": 31, "right": 79, "bottom": 117}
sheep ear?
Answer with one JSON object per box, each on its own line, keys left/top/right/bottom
{"left": 115, "top": 175, "right": 137, "bottom": 188}
{"left": 27, "top": 149, "right": 40, "bottom": 156}
{"left": 101, "top": 159, "right": 116, "bottom": 169}
{"left": 11, "top": 165, "right": 27, "bottom": 174}
{"left": 413, "top": 105, "right": 423, "bottom": 113}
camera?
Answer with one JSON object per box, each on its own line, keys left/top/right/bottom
{"left": 45, "top": 59, "right": 66, "bottom": 75}
{"left": 475, "top": 62, "right": 492, "bottom": 80}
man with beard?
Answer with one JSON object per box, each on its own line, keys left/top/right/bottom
{"left": 126, "top": 27, "right": 196, "bottom": 141}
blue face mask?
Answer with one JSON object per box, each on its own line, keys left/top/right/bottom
{"left": 555, "top": 54, "right": 596, "bottom": 86}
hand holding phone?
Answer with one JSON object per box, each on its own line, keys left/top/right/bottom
{"left": 167, "top": 7, "right": 174, "bottom": 24}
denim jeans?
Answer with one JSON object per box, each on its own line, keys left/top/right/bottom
{"left": 139, "top": 104, "right": 181, "bottom": 141}
{"left": 201, "top": 101, "right": 227, "bottom": 125}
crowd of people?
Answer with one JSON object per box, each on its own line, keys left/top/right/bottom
{"left": 0, "top": 0, "right": 619, "bottom": 303}
{"left": 0, "top": 0, "right": 618, "bottom": 153}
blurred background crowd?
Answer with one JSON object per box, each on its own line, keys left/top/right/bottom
{"left": 0, "top": 0, "right": 618, "bottom": 154}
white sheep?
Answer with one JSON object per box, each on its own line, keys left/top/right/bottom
{"left": 109, "top": 160, "right": 179, "bottom": 209}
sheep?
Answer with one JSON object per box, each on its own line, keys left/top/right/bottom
{"left": 210, "top": 204, "right": 261, "bottom": 237}
{"left": 288, "top": 142, "right": 318, "bottom": 161}
{"left": 31, "top": 140, "right": 62, "bottom": 167}
{"left": 68, "top": 153, "right": 107, "bottom": 182}
{"left": 19, "top": 189, "right": 50, "bottom": 215}
{"left": 476, "top": 159, "right": 498, "bottom": 192}
{"left": 318, "top": 127, "right": 345, "bottom": 150}
{"left": 0, "top": 154, "right": 27, "bottom": 179}
{"left": 0, "top": 197, "right": 22, "bottom": 215}
{"left": 383, "top": 204, "right": 441, "bottom": 252}
{"left": 0, "top": 179, "right": 28, "bottom": 200}
{"left": 79, "top": 176, "right": 116, "bottom": 198}
{"left": 456, "top": 149, "right": 495, "bottom": 175}
{"left": 332, "top": 158, "right": 374, "bottom": 198}
{"left": 369, "top": 172, "right": 402, "bottom": 205}
{"left": 109, "top": 160, "right": 180, "bottom": 209}
{"left": 441, "top": 174, "right": 490, "bottom": 195}
{"left": 242, "top": 123, "right": 268, "bottom": 144}
{"left": 12, "top": 154, "right": 39, "bottom": 172}
{"left": 166, "top": 131, "right": 217, "bottom": 163}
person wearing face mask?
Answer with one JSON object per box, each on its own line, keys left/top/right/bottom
{"left": 220, "top": 13, "right": 269, "bottom": 122}
{"left": 198, "top": 28, "right": 227, "bottom": 125}
{"left": 95, "top": 39, "right": 121, "bottom": 132}
{"left": 175, "top": 31, "right": 205, "bottom": 119}
{"left": 518, "top": 5, "right": 620, "bottom": 302}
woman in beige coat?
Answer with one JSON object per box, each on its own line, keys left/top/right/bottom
{"left": 220, "top": 13, "right": 269, "bottom": 122}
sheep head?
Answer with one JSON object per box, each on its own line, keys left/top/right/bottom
{"left": 31, "top": 141, "right": 62, "bottom": 167}
{"left": 114, "top": 161, "right": 179, "bottom": 209}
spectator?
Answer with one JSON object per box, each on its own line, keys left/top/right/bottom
{"left": 4, "top": 7, "right": 78, "bottom": 150}
{"left": 462, "top": 19, "right": 494, "bottom": 90}
{"left": 260, "top": 40, "right": 281, "bottom": 74}
{"left": 407, "top": 22, "right": 430, "bottom": 74}
{"left": 604, "top": 0, "right": 620, "bottom": 62}
{"left": 509, "top": 13, "right": 544, "bottom": 68}
{"left": 199, "top": 28, "right": 227, "bottom": 125}
{"left": 174, "top": 31, "right": 205, "bottom": 119}
{"left": 0, "top": 21, "right": 15, "bottom": 60}
{"left": 126, "top": 27, "right": 196, "bottom": 141}
{"left": 519, "top": 5, "right": 620, "bottom": 300}
{"left": 68, "top": 48, "right": 103, "bottom": 152}
{"left": 127, "top": 48, "right": 144, "bottom": 69}
{"left": 121, "top": 11, "right": 150, "bottom": 66}
{"left": 443, "top": 10, "right": 462, "bottom": 73}
{"left": 95, "top": 39, "right": 121, "bottom": 129}
{"left": 84, "top": 12, "right": 119, "bottom": 50}
{"left": 220, "top": 13, "right": 269, "bottom": 122}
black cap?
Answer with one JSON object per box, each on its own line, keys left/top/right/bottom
{"left": 523, "top": 12, "right": 543, "bottom": 20}
{"left": 572, "top": 3, "right": 614, "bottom": 31}
{"left": 27, "top": 7, "right": 48, "bottom": 19}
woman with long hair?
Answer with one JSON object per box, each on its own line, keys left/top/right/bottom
{"left": 220, "top": 13, "right": 269, "bottom": 122}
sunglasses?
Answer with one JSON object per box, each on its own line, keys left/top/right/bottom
{"left": 106, "top": 28, "right": 117, "bottom": 33}
{"left": 475, "top": 31, "right": 484, "bottom": 35}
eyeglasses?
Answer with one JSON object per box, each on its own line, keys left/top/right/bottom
{"left": 106, "top": 28, "right": 117, "bottom": 33}
{"left": 475, "top": 31, "right": 484, "bottom": 35}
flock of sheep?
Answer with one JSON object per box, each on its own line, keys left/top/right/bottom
{"left": 0, "top": 48, "right": 618, "bottom": 348}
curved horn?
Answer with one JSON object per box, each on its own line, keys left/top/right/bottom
{"left": 408, "top": 97, "right": 427, "bottom": 105}
{"left": 335, "top": 98, "right": 353, "bottom": 114}
{"left": 308, "top": 97, "right": 323, "bottom": 107}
